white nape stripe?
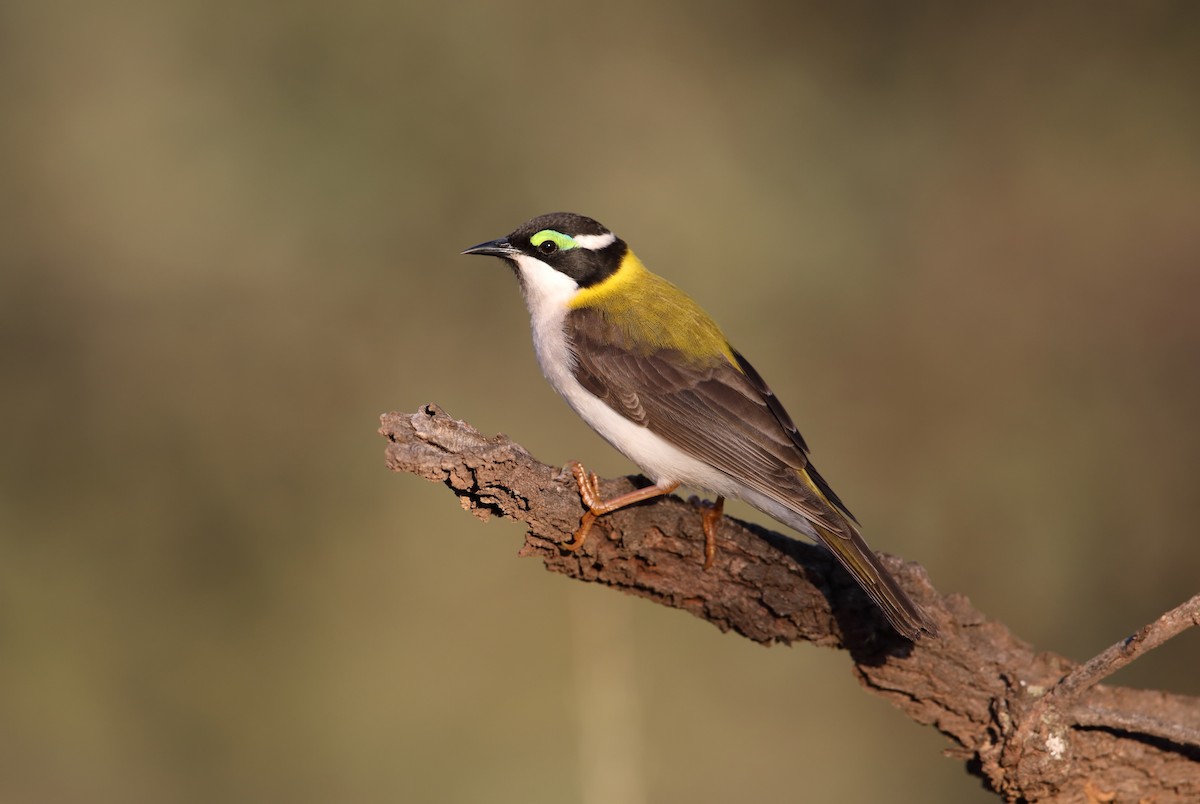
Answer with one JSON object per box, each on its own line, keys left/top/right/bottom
{"left": 572, "top": 232, "right": 616, "bottom": 251}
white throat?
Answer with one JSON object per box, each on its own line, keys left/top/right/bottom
{"left": 510, "top": 254, "right": 580, "bottom": 359}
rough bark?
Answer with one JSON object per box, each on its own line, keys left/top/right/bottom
{"left": 381, "top": 404, "right": 1200, "bottom": 803}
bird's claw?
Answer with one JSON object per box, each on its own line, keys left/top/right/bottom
{"left": 570, "top": 461, "right": 605, "bottom": 514}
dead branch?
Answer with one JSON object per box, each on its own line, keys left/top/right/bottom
{"left": 1046, "top": 594, "right": 1200, "bottom": 708}
{"left": 381, "top": 404, "right": 1200, "bottom": 803}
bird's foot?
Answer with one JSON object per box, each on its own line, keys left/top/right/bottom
{"left": 564, "top": 462, "right": 602, "bottom": 552}
{"left": 564, "top": 462, "right": 679, "bottom": 555}
{"left": 688, "top": 495, "right": 725, "bottom": 570}
{"left": 570, "top": 461, "right": 605, "bottom": 513}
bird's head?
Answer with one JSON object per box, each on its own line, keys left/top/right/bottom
{"left": 462, "top": 212, "right": 628, "bottom": 292}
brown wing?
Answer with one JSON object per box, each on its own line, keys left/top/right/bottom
{"left": 729, "top": 347, "right": 857, "bottom": 522}
{"left": 566, "top": 306, "right": 853, "bottom": 535}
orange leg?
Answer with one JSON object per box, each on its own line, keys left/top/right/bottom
{"left": 700, "top": 495, "right": 725, "bottom": 570}
{"left": 565, "top": 461, "right": 679, "bottom": 552}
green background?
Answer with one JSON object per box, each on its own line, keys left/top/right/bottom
{"left": 2, "top": 2, "right": 1198, "bottom": 801}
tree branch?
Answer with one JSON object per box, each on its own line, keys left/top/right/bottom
{"left": 1044, "top": 594, "right": 1200, "bottom": 709}
{"left": 381, "top": 404, "right": 1200, "bottom": 802}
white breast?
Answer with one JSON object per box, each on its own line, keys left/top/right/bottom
{"left": 511, "top": 254, "right": 740, "bottom": 497}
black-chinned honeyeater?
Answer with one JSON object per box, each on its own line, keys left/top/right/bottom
{"left": 463, "top": 212, "right": 936, "bottom": 640}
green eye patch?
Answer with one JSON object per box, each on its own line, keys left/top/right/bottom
{"left": 530, "top": 229, "right": 578, "bottom": 251}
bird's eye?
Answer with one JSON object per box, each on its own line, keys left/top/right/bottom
{"left": 538, "top": 240, "right": 558, "bottom": 256}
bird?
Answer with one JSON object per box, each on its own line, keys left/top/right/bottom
{"left": 463, "top": 212, "right": 936, "bottom": 640}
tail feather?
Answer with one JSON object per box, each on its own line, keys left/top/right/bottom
{"left": 813, "top": 521, "right": 937, "bottom": 640}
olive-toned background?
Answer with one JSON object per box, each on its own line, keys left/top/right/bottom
{"left": 2, "top": 2, "right": 1198, "bottom": 802}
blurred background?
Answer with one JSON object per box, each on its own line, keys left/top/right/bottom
{"left": 2, "top": 1, "right": 1198, "bottom": 801}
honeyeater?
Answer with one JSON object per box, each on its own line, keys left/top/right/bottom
{"left": 463, "top": 212, "right": 936, "bottom": 640}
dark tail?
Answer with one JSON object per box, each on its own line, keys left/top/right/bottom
{"left": 812, "top": 520, "right": 938, "bottom": 640}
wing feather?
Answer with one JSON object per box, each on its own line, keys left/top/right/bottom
{"left": 567, "top": 306, "right": 852, "bottom": 536}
